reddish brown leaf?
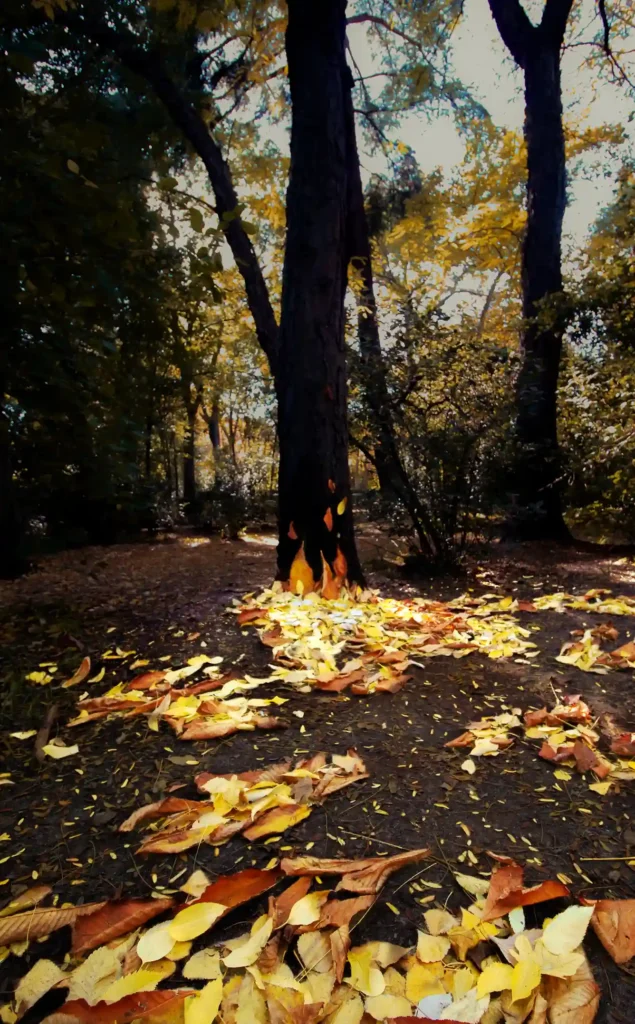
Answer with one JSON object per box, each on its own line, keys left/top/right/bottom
{"left": 323, "top": 508, "right": 334, "bottom": 532}
{"left": 237, "top": 608, "right": 266, "bottom": 626}
{"left": 72, "top": 898, "right": 174, "bottom": 956}
{"left": 445, "top": 731, "right": 476, "bottom": 749}
{"left": 288, "top": 522, "right": 298, "bottom": 540}
{"left": 330, "top": 924, "right": 350, "bottom": 983}
{"left": 180, "top": 719, "right": 239, "bottom": 741}
{"left": 125, "top": 671, "right": 167, "bottom": 692}
{"left": 312, "top": 895, "right": 374, "bottom": 930}
{"left": 481, "top": 860, "right": 524, "bottom": 920}
{"left": 610, "top": 732, "right": 635, "bottom": 757}
{"left": 333, "top": 547, "right": 347, "bottom": 579}
{"left": 57, "top": 990, "right": 193, "bottom": 1024}
{"left": 327, "top": 479, "right": 336, "bottom": 493}
{"left": 270, "top": 878, "right": 312, "bottom": 928}
{"left": 194, "top": 868, "right": 281, "bottom": 909}
{"left": 314, "top": 670, "right": 365, "bottom": 693}
{"left": 589, "top": 898, "right": 635, "bottom": 964}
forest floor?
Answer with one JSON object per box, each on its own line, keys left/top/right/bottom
{"left": 1, "top": 526, "right": 635, "bottom": 1022}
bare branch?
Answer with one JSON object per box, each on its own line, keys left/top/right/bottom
{"left": 486, "top": 0, "right": 535, "bottom": 67}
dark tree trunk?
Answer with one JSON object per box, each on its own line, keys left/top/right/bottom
{"left": 488, "top": 0, "right": 573, "bottom": 542}
{"left": 277, "top": 0, "right": 363, "bottom": 585}
{"left": 0, "top": 397, "right": 25, "bottom": 579}
{"left": 144, "top": 413, "right": 153, "bottom": 480}
{"left": 208, "top": 400, "right": 221, "bottom": 450}
{"left": 182, "top": 405, "right": 197, "bottom": 508}
{"left": 344, "top": 82, "right": 442, "bottom": 558}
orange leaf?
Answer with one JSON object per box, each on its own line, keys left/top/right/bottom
{"left": 289, "top": 545, "right": 315, "bottom": 595}
{"left": 195, "top": 868, "right": 281, "bottom": 909}
{"left": 313, "top": 895, "right": 374, "bottom": 930}
{"left": 320, "top": 559, "right": 340, "bottom": 600}
{"left": 481, "top": 859, "right": 570, "bottom": 922}
{"left": 288, "top": 522, "right": 298, "bottom": 540}
{"left": 243, "top": 803, "right": 312, "bottom": 841}
{"left": 323, "top": 508, "right": 334, "bottom": 532}
{"left": 119, "top": 798, "right": 204, "bottom": 832}
{"left": 543, "top": 956, "right": 600, "bottom": 1024}
{"left": 237, "top": 608, "right": 265, "bottom": 626}
{"left": 330, "top": 924, "right": 350, "bottom": 983}
{"left": 125, "top": 671, "right": 167, "bottom": 692}
{"left": 72, "top": 898, "right": 174, "bottom": 956}
{"left": 58, "top": 990, "right": 193, "bottom": 1024}
{"left": 333, "top": 547, "right": 347, "bottom": 579}
{"left": 0, "top": 901, "right": 106, "bottom": 945}
{"left": 62, "top": 656, "right": 92, "bottom": 689}
{"left": 589, "top": 898, "right": 635, "bottom": 963}
{"left": 270, "top": 878, "right": 312, "bottom": 928}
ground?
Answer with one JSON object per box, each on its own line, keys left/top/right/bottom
{"left": 1, "top": 527, "right": 635, "bottom": 1022}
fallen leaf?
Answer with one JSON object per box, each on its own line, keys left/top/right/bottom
{"left": 184, "top": 978, "right": 223, "bottom": 1024}
{"left": 416, "top": 932, "right": 451, "bottom": 962}
{"left": 543, "top": 955, "right": 600, "bottom": 1024}
{"left": 588, "top": 898, "right": 635, "bottom": 963}
{"left": 15, "top": 960, "right": 66, "bottom": 1014}
{"left": 223, "top": 915, "right": 274, "bottom": 968}
{"left": 41, "top": 742, "right": 79, "bottom": 759}
{"left": 542, "top": 906, "right": 594, "bottom": 956}
{"left": 57, "top": 990, "right": 193, "bottom": 1024}
{"left": 0, "top": 902, "right": 106, "bottom": 945}
{"left": 72, "top": 899, "right": 174, "bottom": 956}
{"left": 169, "top": 902, "right": 226, "bottom": 941}
{"left": 182, "top": 948, "right": 221, "bottom": 981}
{"left": 280, "top": 848, "right": 430, "bottom": 895}
{"left": 62, "top": 657, "right": 91, "bottom": 689}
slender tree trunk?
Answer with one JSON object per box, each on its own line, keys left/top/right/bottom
{"left": 0, "top": 395, "right": 25, "bottom": 579}
{"left": 277, "top": 0, "right": 363, "bottom": 585}
{"left": 487, "top": 0, "right": 573, "bottom": 541}
{"left": 208, "top": 400, "right": 221, "bottom": 450}
{"left": 344, "top": 82, "right": 442, "bottom": 558}
{"left": 144, "top": 413, "right": 153, "bottom": 479}
{"left": 182, "top": 406, "right": 197, "bottom": 508}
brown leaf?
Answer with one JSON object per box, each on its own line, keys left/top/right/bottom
{"left": 56, "top": 990, "right": 193, "bottom": 1024}
{"left": 330, "top": 924, "right": 350, "bottom": 983}
{"left": 62, "top": 657, "right": 92, "bottom": 689}
{"left": 589, "top": 898, "right": 635, "bottom": 964}
{"left": 543, "top": 956, "right": 600, "bottom": 1024}
{"left": 238, "top": 608, "right": 266, "bottom": 626}
{"left": 313, "top": 895, "right": 374, "bottom": 930}
{"left": 119, "top": 798, "right": 204, "bottom": 832}
{"left": 481, "top": 860, "right": 569, "bottom": 922}
{"left": 72, "top": 898, "right": 174, "bottom": 956}
{"left": 270, "top": 878, "right": 312, "bottom": 928}
{"left": 280, "top": 848, "right": 430, "bottom": 895}
{"left": 0, "top": 901, "right": 106, "bottom": 945}
{"left": 288, "top": 522, "right": 298, "bottom": 540}
{"left": 194, "top": 761, "right": 291, "bottom": 792}
{"left": 125, "top": 671, "right": 167, "bottom": 692}
{"left": 610, "top": 732, "right": 635, "bottom": 757}
{"left": 194, "top": 868, "right": 281, "bottom": 909}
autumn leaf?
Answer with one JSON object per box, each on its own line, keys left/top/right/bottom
{"left": 243, "top": 803, "right": 312, "bottom": 841}
{"left": 280, "top": 849, "right": 430, "bottom": 895}
{"left": 169, "top": 902, "right": 226, "bottom": 942}
{"left": 289, "top": 544, "right": 314, "bottom": 595}
{"left": 0, "top": 901, "right": 106, "bottom": 945}
{"left": 324, "top": 508, "right": 334, "bottom": 531}
{"left": 72, "top": 898, "right": 174, "bottom": 956}
{"left": 62, "top": 656, "right": 92, "bottom": 688}
{"left": 194, "top": 868, "right": 281, "bottom": 909}
{"left": 543, "top": 955, "right": 600, "bottom": 1024}
{"left": 0, "top": 885, "right": 51, "bottom": 919}
{"left": 58, "top": 989, "right": 193, "bottom": 1024}
{"left": 588, "top": 898, "right": 635, "bottom": 963}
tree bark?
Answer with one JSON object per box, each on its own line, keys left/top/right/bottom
{"left": 488, "top": 0, "right": 573, "bottom": 541}
{"left": 277, "top": 0, "right": 363, "bottom": 585}
{"left": 344, "top": 79, "right": 442, "bottom": 558}
{"left": 182, "top": 404, "right": 197, "bottom": 507}
{"left": 0, "top": 394, "right": 25, "bottom": 579}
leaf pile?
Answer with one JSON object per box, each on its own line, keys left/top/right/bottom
{"left": 234, "top": 586, "right": 538, "bottom": 695}
{"left": 455, "top": 588, "right": 635, "bottom": 618}
{"left": 118, "top": 750, "right": 369, "bottom": 855}
{"left": 67, "top": 661, "right": 286, "bottom": 742}
{"left": 2, "top": 853, "right": 632, "bottom": 1024}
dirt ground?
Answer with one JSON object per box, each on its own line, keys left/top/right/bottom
{"left": 1, "top": 526, "right": 635, "bottom": 1022}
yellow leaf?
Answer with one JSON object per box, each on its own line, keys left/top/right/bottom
{"left": 15, "top": 961, "right": 65, "bottom": 1013}
{"left": 102, "top": 962, "right": 174, "bottom": 1003}
{"left": 166, "top": 941, "right": 192, "bottom": 961}
{"left": 441, "top": 987, "right": 490, "bottom": 1022}
{"left": 41, "top": 742, "right": 78, "bottom": 759}
{"left": 297, "top": 931, "right": 333, "bottom": 973}
{"left": 289, "top": 544, "right": 314, "bottom": 596}
{"left": 325, "top": 992, "right": 364, "bottom": 1024}
{"left": 66, "top": 947, "right": 120, "bottom": 1004}
{"left": 337, "top": 497, "right": 347, "bottom": 515}
{"left": 223, "top": 915, "right": 273, "bottom": 968}
{"left": 461, "top": 758, "right": 477, "bottom": 774}
{"left": 180, "top": 870, "right": 211, "bottom": 898}
{"left": 170, "top": 902, "right": 226, "bottom": 942}
{"left": 542, "top": 906, "right": 594, "bottom": 956}
{"left": 477, "top": 961, "right": 514, "bottom": 997}
{"left": 361, "top": 941, "right": 410, "bottom": 967}
{"left": 364, "top": 993, "right": 412, "bottom": 1019}
{"left": 417, "top": 931, "right": 451, "bottom": 962}
{"left": 287, "top": 891, "right": 330, "bottom": 926}
{"left": 137, "top": 920, "right": 175, "bottom": 963}
{"left": 588, "top": 781, "right": 611, "bottom": 795}
{"left": 511, "top": 955, "right": 541, "bottom": 1002}
{"left": 554, "top": 769, "right": 572, "bottom": 781}
{"left": 347, "top": 946, "right": 385, "bottom": 996}
{"left": 454, "top": 873, "right": 490, "bottom": 897}
{"left": 182, "top": 948, "right": 221, "bottom": 981}
{"left": 424, "top": 909, "right": 458, "bottom": 935}
{"left": 88, "top": 667, "right": 105, "bottom": 683}
{"left": 185, "top": 978, "right": 223, "bottom": 1024}
{"left": 405, "top": 962, "right": 444, "bottom": 1002}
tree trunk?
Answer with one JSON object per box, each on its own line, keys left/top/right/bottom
{"left": 0, "top": 396, "right": 25, "bottom": 579}
{"left": 344, "top": 80, "right": 442, "bottom": 558}
{"left": 208, "top": 400, "right": 221, "bottom": 450}
{"left": 277, "top": 0, "right": 363, "bottom": 585}
{"left": 182, "top": 406, "right": 197, "bottom": 508}
{"left": 515, "top": 44, "right": 569, "bottom": 540}
{"left": 487, "top": 0, "right": 573, "bottom": 541}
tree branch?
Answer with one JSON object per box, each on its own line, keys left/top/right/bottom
{"left": 486, "top": 0, "right": 535, "bottom": 67}
{"left": 540, "top": 0, "right": 574, "bottom": 47}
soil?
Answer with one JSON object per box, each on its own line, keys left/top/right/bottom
{"left": 1, "top": 526, "right": 635, "bottom": 1022}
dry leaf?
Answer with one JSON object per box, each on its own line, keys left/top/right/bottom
{"left": 589, "top": 898, "right": 635, "bottom": 964}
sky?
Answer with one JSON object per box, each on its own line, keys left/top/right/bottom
{"left": 347, "top": 0, "right": 634, "bottom": 252}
